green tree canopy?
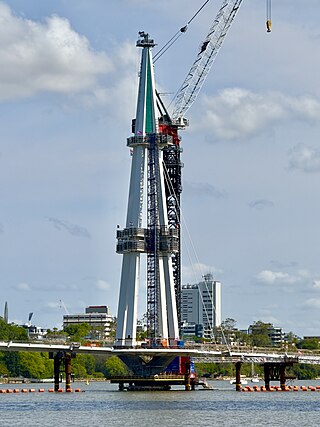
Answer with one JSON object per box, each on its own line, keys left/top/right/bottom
{"left": 63, "top": 323, "right": 91, "bottom": 342}
{"left": 296, "top": 338, "right": 319, "bottom": 350}
{"left": 105, "top": 356, "right": 129, "bottom": 378}
{"left": 0, "top": 318, "right": 28, "bottom": 341}
{"left": 2, "top": 352, "right": 53, "bottom": 379}
{"left": 221, "top": 318, "right": 237, "bottom": 332}
{"left": 250, "top": 321, "right": 272, "bottom": 347}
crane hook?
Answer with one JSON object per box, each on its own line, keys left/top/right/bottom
{"left": 266, "top": 0, "right": 271, "bottom": 32}
{"left": 266, "top": 19, "right": 272, "bottom": 32}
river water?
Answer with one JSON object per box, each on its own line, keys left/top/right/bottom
{"left": 0, "top": 380, "right": 320, "bottom": 426}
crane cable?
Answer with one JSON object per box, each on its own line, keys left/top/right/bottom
{"left": 154, "top": 0, "right": 212, "bottom": 63}
{"left": 162, "top": 160, "right": 231, "bottom": 351}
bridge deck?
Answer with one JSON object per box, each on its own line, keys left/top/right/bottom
{"left": 0, "top": 341, "right": 319, "bottom": 364}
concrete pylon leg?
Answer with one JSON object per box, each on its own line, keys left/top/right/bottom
{"left": 280, "top": 364, "right": 286, "bottom": 391}
{"left": 264, "top": 364, "right": 270, "bottom": 391}
{"left": 54, "top": 353, "right": 62, "bottom": 392}
{"left": 235, "top": 361, "right": 242, "bottom": 392}
{"left": 65, "top": 354, "right": 72, "bottom": 392}
{"left": 185, "top": 359, "right": 191, "bottom": 391}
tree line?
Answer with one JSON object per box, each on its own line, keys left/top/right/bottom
{"left": 1, "top": 317, "right": 320, "bottom": 380}
{"left": 0, "top": 318, "right": 126, "bottom": 380}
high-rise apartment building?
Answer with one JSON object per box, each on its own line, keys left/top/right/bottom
{"left": 181, "top": 273, "right": 221, "bottom": 338}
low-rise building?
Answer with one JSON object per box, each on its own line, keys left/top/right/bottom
{"left": 22, "top": 324, "right": 47, "bottom": 340}
{"left": 180, "top": 322, "right": 203, "bottom": 339}
{"left": 63, "top": 305, "right": 114, "bottom": 340}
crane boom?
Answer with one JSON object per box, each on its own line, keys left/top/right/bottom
{"left": 172, "top": 0, "right": 243, "bottom": 122}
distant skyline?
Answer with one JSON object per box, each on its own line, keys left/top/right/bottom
{"left": 1, "top": 1, "right": 320, "bottom": 336}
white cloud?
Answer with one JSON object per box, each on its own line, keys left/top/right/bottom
{"left": 256, "top": 270, "right": 299, "bottom": 285}
{"left": 196, "top": 88, "right": 320, "bottom": 140}
{"left": 249, "top": 199, "right": 274, "bottom": 210}
{"left": 312, "top": 280, "right": 320, "bottom": 290}
{"left": 15, "top": 282, "right": 32, "bottom": 291}
{"left": 48, "top": 217, "right": 91, "bottom": 238}
{"left": 288, "top": 144, "right": 320, "bottom": 173}
{"left": 0, "top": 2, "right": 111, "bottom": 101}
{"left": 297, "top": 269, "right": 311, "bottom": 279}
{"left": 96, "top": 280, "right": 111, "bottom": 290}
{"left": 182, "top": 262, "right": 223, "bottom": 285}
{"left": 185, "top": 181, "right": 227, "bottom": 199}
{"left": 46, "top": 301, "right": 61, "bottom": 309}
{"left": 303, "top": 298, "right": 320, "bottom": 310}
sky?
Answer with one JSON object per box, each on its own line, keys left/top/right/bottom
{"left": 1, "top": 0, "right": 320, "bottom": 337}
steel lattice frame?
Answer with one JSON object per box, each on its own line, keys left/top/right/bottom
{"left": 162, "top": 142, "right": 182, "bottom": 329}
{"left": 147, "top": 133, "right": 161, "bottom": 338}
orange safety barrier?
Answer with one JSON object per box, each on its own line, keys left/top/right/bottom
{"left": 6, "top": 389, "right": 13, "bottom": 393}
{"left": 38, "top": 389, "right": 45, "bottom": 393}
{"left": 74, "top": 388, "right": 81, "bottom": 393}
{"left": 48, "top": 389, "right": 54, "bottom": 393}
{"left": 13, "top": 389, "right": 20, "bottom": 393}
{"left": 21, "top": 389, "right": 28, "bottom": 393}
{"left": 29, "top": 389, "right": 36, "bottom": 393}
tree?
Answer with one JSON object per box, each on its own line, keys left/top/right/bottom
{"left": 292, "top": 364, "right": 320, "bottom": 380}
{"left": 219, "top": 318, "right": 237, "bottom": 345}
{"left": 221, "top": 318, "right": 237, "bottom": 331}
{"left": 105, "top": 356, "right": 128, "bottom": 378}
{"left": 64, "top": 323, "right": 91, "bottom": 342}
{"left": 2, "top": 352, "right": 53, "bottom": 379}
{"left": 0, "top": 318, "right": 28, "bottom": 341}
{"left": 108, "top": 318, "right": 117, "bottom": 340}
{"left": 18, "top": 352, "right": 53, "bottom": 379}
{"left": 71, "top": 358, "right": 88, "bottom": 379}
{"left": 250, "top": 321, "right": 272, "bottom": 347}
{"left": 0, "top": 353, "right": 9, "bottom": 376}
{"left": 296, "top": 338, "right": 319, "bottom": 350}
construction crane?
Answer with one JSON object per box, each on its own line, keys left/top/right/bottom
{"left": 59, "top": 299, "right": 69, "bottom": 315}
{"left": 158, "top": 0, "right": 244, "bottom": 330}
{"left": 156, "top": 0, "right": 271, "bottom": 334}
{"left": 172, "top": 0, "right": 244, "bottom": 123}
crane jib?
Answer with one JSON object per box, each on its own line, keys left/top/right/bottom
{"left": 172, "top": 0, "right": 244, "bottom": 121}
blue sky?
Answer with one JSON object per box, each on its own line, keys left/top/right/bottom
{"left": 1, "top": 0, "right": 320, "bottom": 337}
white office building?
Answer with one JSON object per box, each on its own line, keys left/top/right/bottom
{"left": 63, "top": 305, "right": 114, "bottom": 340}
{"left": 181, "top": 274, "right": 221, "bottom": 338}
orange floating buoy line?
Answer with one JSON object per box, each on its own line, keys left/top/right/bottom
{"left": 0, "top": 388, "right": 83, "bottom": 393}
{"left": 241, "top": 385, "right": 320, "bottom": 392}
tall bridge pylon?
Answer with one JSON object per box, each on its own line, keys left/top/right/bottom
{"left": 115, "top": 32, "right": 179, "bottom": 348}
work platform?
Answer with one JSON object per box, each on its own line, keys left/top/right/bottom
{"left": 110, "top": 373, "right": 196, "bottom": 391}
